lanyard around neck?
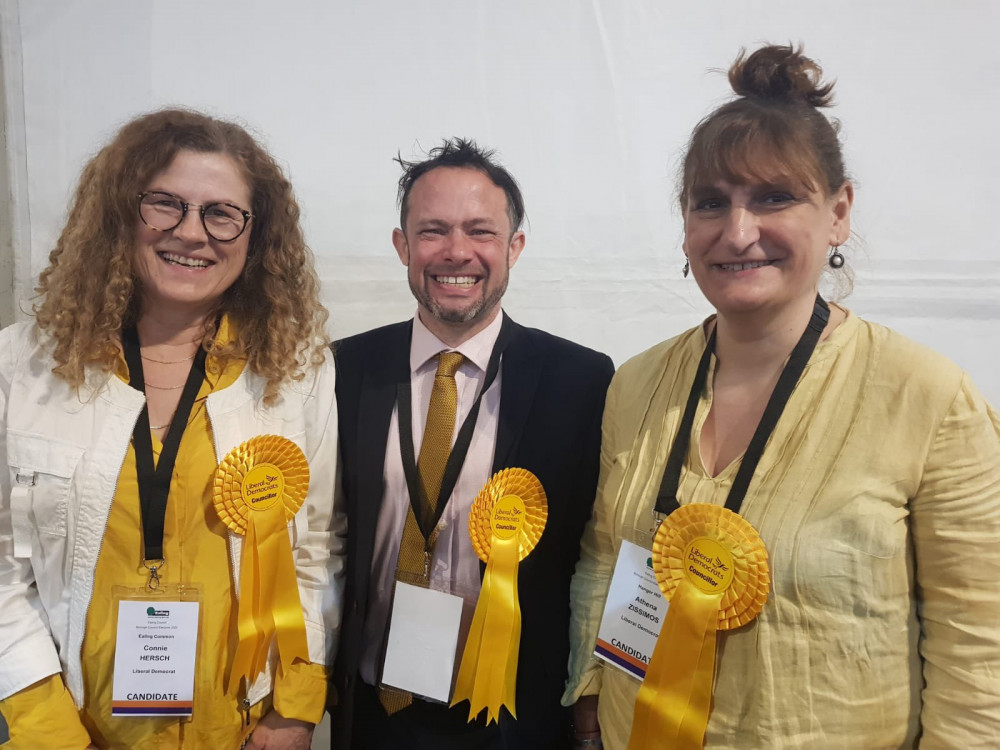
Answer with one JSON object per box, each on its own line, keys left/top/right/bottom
{"left": 655, "top": 295, "right": 830, "bottom": 518}
{"left": 396, "top": 316, "right": 511, "bottom": 545}
{"left": 121, "top": 326, "right": 208, "bottom": 588}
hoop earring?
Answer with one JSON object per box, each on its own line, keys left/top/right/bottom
{"left": 682, "top": 258, "right": 690, "bottom": 278}
{"left": 828, "top": 246, "right": 845, "bottom": 269}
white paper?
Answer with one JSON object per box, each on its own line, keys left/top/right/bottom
{"left": 594, "top": 539, "right": 668, "bottom": 680}
{"left": 112, "top": 600, "right": 199, "bottom": 716}
{"left": 381, "top": 582, "right": 463, "bottom": 702}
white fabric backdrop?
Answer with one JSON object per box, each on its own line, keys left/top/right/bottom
{"left": 2, "top": 0, "right": 998, "bottom": 409}
{"left": 0, "top": 1, "right": 998, "bottom": 743}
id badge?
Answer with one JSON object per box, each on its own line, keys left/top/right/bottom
{"left": 594, "top": 539, "right": 668, "bottom": 680}
{"left": 380, "top": 581, "right": 464, "bottom": 703}
{"left": 111, "top": 584, "right": 203, "bottom": 717}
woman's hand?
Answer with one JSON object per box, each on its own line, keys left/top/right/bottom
{"left": 242, "top": 710, "right": 314, "bottom": 750}
{"left": 573, "top": 694, "right": 602, "bottom": 748}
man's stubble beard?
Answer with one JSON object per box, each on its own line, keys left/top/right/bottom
{"left": 410, "top": 266, "right": 509, "bottom": 327}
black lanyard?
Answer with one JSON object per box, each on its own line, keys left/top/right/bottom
{"left": 121, "top": 327, "right": 208, "bottom": 587}
{"left": 655, "top": 296, "right": 830, "bottom": 517}
{"left": 396, "top": 316, "right": 511, "bottom": 546}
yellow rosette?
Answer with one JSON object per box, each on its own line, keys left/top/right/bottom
{"left": 451, "top": 468, "right": 547, "bottom": 724}
{"left": 213, "top": 435, "right": 311, "bottom": 690}
{"left": 629, "top": 503, "right": 769, "bottom": 750}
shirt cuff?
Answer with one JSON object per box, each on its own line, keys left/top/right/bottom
{"left": 271, "top": 660, "right": 329, "bottom": 725}
{"left": 0, "top": 674, "right": 92, "bottom": 749}
{"left": 562, "top": 659, "right": 604, "bottom": 706}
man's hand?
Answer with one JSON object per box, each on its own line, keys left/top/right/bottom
{"left": 243, "top": 710, "right": 315, "bottom": 750}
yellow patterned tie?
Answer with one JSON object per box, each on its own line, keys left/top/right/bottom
{"left": 380, "top": 351, "right": 465, "bottom": 714}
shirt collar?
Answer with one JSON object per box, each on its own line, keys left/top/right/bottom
{"left": 410, "top": 310, "right": 504, "bottom": 375}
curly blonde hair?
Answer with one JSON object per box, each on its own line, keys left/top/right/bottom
{"left": 34, "top": 108, "right": 329, "bottom": 403}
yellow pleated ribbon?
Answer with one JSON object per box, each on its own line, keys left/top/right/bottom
{"left": 213, "top": 435, "right": 311, "bottom": 691}
{"left": 628, "top": 503, "right": 769, "bottom": 750}
{"left": 452, "top": 468, "right": 547, "bottom": 724}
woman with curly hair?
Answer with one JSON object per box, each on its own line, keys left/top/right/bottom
{"left": 564, "top": 45, "right": 1000, "bottom": 748}
{"left": 0, "top": 109, "right": 343, "bottom": 749}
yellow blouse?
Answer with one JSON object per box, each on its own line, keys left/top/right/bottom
{"left": 564, "top": 310, "right": 1000, "bottom": 749}
{"left": 1, "top": 344, "right": 326, "bottom": 749}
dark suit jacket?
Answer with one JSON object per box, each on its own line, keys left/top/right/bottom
{"left": 330, "top": 314, "right": 614, "bottom": 750}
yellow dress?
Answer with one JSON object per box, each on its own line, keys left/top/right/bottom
{"left": 564, "top": 310, "right": 1000, "bottom": 749}
{"left": 1, "top": 344, "right": 326, "bottom": 749}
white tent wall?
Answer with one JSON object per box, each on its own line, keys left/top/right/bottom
{"left": 2, "top": 2, "right": 998, "bottom": 405}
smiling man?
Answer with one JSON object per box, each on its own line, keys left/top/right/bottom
{"left": 330, "top": 140, "right": 614, "bottom": 750}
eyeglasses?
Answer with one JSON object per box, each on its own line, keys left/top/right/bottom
{"left": 137, "top": 191, "right": 253, "bottom": 242}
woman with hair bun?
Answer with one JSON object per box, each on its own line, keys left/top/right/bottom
{"left": 0, "top": 109, "right": 344, "bottom": 749}
{"left": 564, "top": 45, "right": 1000, "bottom": 748}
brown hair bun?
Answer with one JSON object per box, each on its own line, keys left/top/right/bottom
{"left": 729, "top": 44, "right": 834, "bottom": 108}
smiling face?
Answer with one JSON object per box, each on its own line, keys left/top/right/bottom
{"left": 682, "top": 168, "right": 852, "bottom": 320}
{"left": 393, "top": 166, "right": 525, "bottom": 344}
{"left": 133, "top": 149, "right": 252, "bottom": 319}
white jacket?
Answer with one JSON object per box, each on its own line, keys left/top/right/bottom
{"left": 0, "top": 321, "right": 344, "bottom": 707}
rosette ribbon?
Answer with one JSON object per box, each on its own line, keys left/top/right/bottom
{"left": 213, "top": 435, "right": 311, "bottom": 690}
{"left": 451, "top": 468, "right": 547, "bottom": 724}
{"left": 629, "top": 503, "right": 770, "bottom": 750}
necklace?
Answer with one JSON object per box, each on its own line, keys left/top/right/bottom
{"left": 149, "top": 420, "right": 172, "bottom": 430}
{"left": 144, "top": 380, "right": 187, "bottom": 391}
{"left": 141, "top": 351, "right": 198, "bottom": 365}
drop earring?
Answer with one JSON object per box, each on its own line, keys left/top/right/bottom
{"left": 682, "top": 258, "right": 690, "bottom": 278}
{"left": 828, "top": 246, "right": 845, "bottom": 269}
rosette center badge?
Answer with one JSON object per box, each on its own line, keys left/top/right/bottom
{"left": 682, "top": 537, "right": 735, "bottom": 594}
{"left": 490, "top": 495, "right": 526, "bottom": 541}
{"left": 240, "top": 464, "right": 285, "bottom": 513}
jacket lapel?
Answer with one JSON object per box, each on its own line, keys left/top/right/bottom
{"left": 355, "top": 322, "right": 412, "bottom": 554}
{"left": 492, "top": 317, "right": 542, "bottom": 473}
{"left": 488, "top": 318, "right": 544, "bottom": 588}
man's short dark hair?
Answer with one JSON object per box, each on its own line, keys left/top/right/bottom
{"left": 395, "top": 138, "right": 526, "bottom": 233}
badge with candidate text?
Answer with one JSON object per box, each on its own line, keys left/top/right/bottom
{"left": 594, "top": 539, "right": 667, "bottom": 679}
{"left": 214, "top": 435, "right": 310, "bottom": 688}
{"left": 112, "top": 600, "right": 199, "bottom": 716}
{"left": 451, "top": 468, "right": 547, "bottom": 724}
